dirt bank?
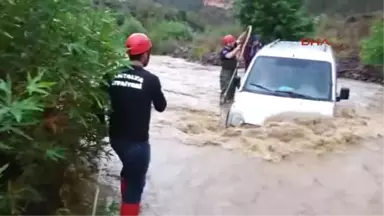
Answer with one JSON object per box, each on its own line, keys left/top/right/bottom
{"left": 338, "top": 54, "right": 383, "bottom": 84}
{"left": 170, "top": 45, "right": 219, "bottom": 65}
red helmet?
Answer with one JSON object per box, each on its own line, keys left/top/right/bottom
{"left": 222, "top": 35, "right": 236, "bottom": 45}
{"left": 125, "top": 33, "right": 152, "bottom": 55}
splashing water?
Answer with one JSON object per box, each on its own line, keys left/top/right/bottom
{"left": 173, "top": 106, "right": 383, "bottom": 162}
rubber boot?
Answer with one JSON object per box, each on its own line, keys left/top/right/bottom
{"left": 120, "top": 203, "right": 140, "bottom": 216}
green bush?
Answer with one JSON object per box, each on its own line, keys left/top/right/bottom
{"left": 0, "top": 0, "right": 123, "bottom": 214}
{"left": 185, "top": 11, "right": 205, "bottom": 32}
{"left": 120, "top": 17, "right": 148, "bottom": 41}
{"left": 152, "top": 39, "right": 180, "bottom": 55}
{"left": 234, "top": 0, "right": 314, "bottom": 42}
{"left": 149, "top": 21, "right": 193, "bottom": 54}
{"left": 360, "top": 20, "right": 384, "bottom": 65}
{"left": 96, "top": 200, "right": 119, "bottom": 216}
{"left": 150, "top": 21, "right": 193, "bottom": 41}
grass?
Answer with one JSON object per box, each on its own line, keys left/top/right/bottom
{"left": 96, "top": 199, "right": 119, "bottom": 216}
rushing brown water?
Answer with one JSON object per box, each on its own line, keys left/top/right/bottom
{"left": 99, "top": 56, "right": 383, "bottom": 215}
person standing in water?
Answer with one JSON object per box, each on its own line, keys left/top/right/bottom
{"left": 108, "top": 33, "right": 167, "bottom": 216}
{"left": 219, "top": 34, "right": 241, "bottom": 105}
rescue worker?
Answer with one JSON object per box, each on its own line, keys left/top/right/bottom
{"left": 219, "top": 34, "right": 241, "bottom": 104}
{"left": 108, "top": 33, "right": 167, "bottom": 216}
{"left": 244, "top": 34, "right": 263, "bottom": 70}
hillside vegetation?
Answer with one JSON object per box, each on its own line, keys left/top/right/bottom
{"left": 109, "top": 0, "right": 382, "bottom": 74}
{"left": 150, "top": 0, "right": 384, "bottom": 89}
{"left": 99, "top": 0, "right": 240, "bottom": 57}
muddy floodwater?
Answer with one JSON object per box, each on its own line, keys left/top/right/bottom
{"left": 99, "top": 56, "right": 383, "bottom": 215}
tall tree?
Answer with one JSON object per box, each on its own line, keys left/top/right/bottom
{"left": 234, "top": 0, "right": 314, "bottom": 42}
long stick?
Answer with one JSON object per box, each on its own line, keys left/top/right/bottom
{"left": 91, "top": 184, "right": 100, "bottom": 216}
{"left": 222, "top": 26, "right": 252, "bottom": 104}
{"left": 222, "top": 63, "right": 239, "bottom": 103}
{"left": 91, "top": 130, "right": 107, "bottom": 216}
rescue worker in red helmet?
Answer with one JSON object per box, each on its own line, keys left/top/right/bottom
{"left": 219, "top": 34, "right": 241, "bottom": 104}
{"left": 108, "top": 33, "right": 167, "bottom": 216}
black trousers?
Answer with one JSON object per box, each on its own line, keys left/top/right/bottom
{"left": 220, "top": 68, "right": 236, "bottom": 101}
{"left": 110, "top": 138, "right": 150, "bottom": 204}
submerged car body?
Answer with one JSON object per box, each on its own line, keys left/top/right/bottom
{"left": 226, "top": 40, "right": 350, "bottom": 127}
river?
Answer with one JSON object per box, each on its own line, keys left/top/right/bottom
{"left": 98, "top": 56, "right": 383, "bottom": 215}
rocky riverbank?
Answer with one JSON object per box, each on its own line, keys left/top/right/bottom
{"left": 170, "top": 47, "right": 383, "bottom": 85}
{"left": 170, "top": 46, "right": 245, "bottom": 67}
{"left": 337, "top": 54, "right": 383, "bottom": 84}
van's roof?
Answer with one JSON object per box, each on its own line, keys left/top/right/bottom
{"left": 257, "top": 40, "right": 335, "bottom": 63}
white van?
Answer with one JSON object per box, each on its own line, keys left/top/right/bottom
{"left": 226, "top": 40, "right": 350, "bottom": 127}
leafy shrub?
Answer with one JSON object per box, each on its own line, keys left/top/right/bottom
{"left": 152, "top": 39, "right": 180, "bottom": 55}
{"left": 150, "top": 21, "right": 193, "bottom": 41}
{"left": 360, "top": 19, "right": 384, "bottom": 65}
{"left": 96, "top": 200, "right": 119, "bottom": 216}
{"left": 148, "top": 21, "right": 193, "bottom": 54}
{"left": 120, "top": 17, "right": 148, "bottom": 40}
{"left": 190, "top": 45, "right": 211, "bottom": 60}
{"left": 0, "top": 0, "right": 123, "bottom": 214}
{"left": 185, "top": 11, "right": 205, "bottom": 32}
{"left": 234, "top": 0, "right": 314, "bottom": 42}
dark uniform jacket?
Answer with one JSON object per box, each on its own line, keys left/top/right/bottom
{"left": 220, "top": 45, "right": 238, "bottom": 71}
{"left": 108, "top": 66, "right": 167, "bottom": 142}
